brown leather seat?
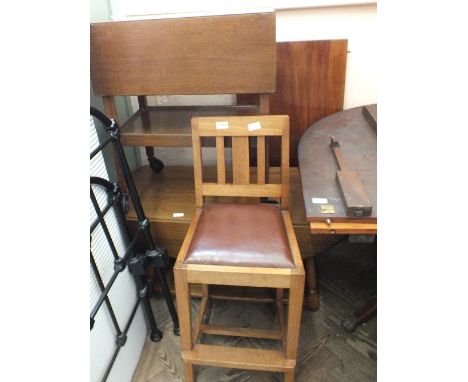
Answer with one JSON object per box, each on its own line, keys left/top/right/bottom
{"left": 184, "top": 203, "right": 295, "bottom": 268}
{"left": 176, "top": 116, "right": 304, "bottom": 382}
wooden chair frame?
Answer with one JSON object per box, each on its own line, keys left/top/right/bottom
{"left": 174, "top": 115, "right": 305, "bottom": 382}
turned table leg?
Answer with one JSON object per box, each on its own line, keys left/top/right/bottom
{"left": 342, "top": 297, "right": 377, "bottom": 332}
{"left": 305, "top": 256, "right": 319, "bottom": 311}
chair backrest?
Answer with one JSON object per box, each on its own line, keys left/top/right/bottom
{"left": 191, "top": 115, "right": 290, "bottom": 210}
{"left": 90, "top": 13, "right": 276, "bottom": 96}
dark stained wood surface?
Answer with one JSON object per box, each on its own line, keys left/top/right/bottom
{"left": 331, "top": 137, "right": 372, "bottom": 217}
{"left": 298, "top": 106, "right": 377, "bottom": 224}
{"left": 268, "top": 40, "right": 347, "bottom": 166}
{"left": 90, "top": 13, "right": 276, "bottom": 96}
{"left": 335, "top": 170, "right": 372, "bottom": 217}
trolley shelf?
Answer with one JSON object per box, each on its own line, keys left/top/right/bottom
{"left": 120, "top": 105, "right": 260, "bottom": 147}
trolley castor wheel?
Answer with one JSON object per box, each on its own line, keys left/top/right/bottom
{"left": 342, "top": 316, "right": 359, "bottom": 333}
{"left": 148, "top": 157, "right": 164, "bottom": 173}
{"left": 121, "top": 193, "right": 130, "bottom": 214}
{"left": 150, "top": 329, "right": 163, "bottom": 342}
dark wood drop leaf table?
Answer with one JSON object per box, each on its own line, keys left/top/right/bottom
{"left": 298, "top": 104, "right": 377, "bottom": 331}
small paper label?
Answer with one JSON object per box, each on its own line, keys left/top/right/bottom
{"left": 216, "top": 121, "right": 229, "bottom": 130}
{"left": 247, "top": 121, "right": 262, "bottom": 131}
{"left": 320, "top": 205, "right": 335, "bottom": 214}
{"left": 172, "top": 212, "right": 185, "bottom": 217}
{"left": 312, "top": 197, "right": 328, "bottom": 204}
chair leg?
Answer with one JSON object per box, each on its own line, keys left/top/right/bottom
{"left": 285, "top": 274, "right": 305, "bottom": 382}
{"left": 183, "top": 363, "right": 194, "bottom": 382}
{"left": 284, "top": 371, "right": 295, "bottom": 382}
{"left": 201, "top": 284, "right": 211, "bottom": 324}
{"left": 305, "top": 256, "right": 319, "bottom": 311}
{"left": 276, "top": 288, "right": 284, "bottom": 302}
{"left": 174, "top": 268, "right": 194, "bottom": 381}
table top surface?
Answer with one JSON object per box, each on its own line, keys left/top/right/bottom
{"left": 298, "top": 105, "right": 377, "bottom": 224}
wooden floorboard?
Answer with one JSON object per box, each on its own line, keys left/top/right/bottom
{"left": 132, "top": 239, "right": 376, "bottom": 381}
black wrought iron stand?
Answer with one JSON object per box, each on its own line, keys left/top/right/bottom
{"left": 90, "top": 107, "right": 179, "bottom": 380}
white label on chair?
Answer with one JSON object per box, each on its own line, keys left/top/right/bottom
{"left": 172, "top": 212, "right": 185, "bottom": 217}
{"left": 216, "top": 121, "right": 229, "bottom": 130}
{"left": 312, "top": 197, "right": 328, "bottom": 204}
{"left": 247, "top": 121, "right": 262, "bottom": 131}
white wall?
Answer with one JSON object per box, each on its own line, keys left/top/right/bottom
{"left": 123, "top": 3, "right": 377, "bottom": 110}
{"left": 276, "top": 4, "right": 377, "bottom": 109}
{"left": 90, "top": 0, "right": 111, "bottom": 22}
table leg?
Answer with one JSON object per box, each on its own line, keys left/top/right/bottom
{"left": 304, "top": 256, "right": 319, "bottom": 311}
{"left": 342, "top": 297, "right": 377, "bottom": 332}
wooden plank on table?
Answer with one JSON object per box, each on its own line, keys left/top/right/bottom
{"left": 336, "top": 170, "right": 372, "bottom": 217}
{"left": 330, "top": 137, "right": 372, "bottom": 217}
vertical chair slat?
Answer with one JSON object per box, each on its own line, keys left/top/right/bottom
{"left": 192, "top": 119, "right": 204, "bottom": 208}
{"left": 257, "top": 136, "right": 266, "bottom": 184}
{"left": 216, "top": 136, "right": 226, "bottom": 184}
{"left": 232, "top": 136, "right": 250, "bottom": 185}
{"left": 192, "top": 115, "right": 289, "bottom": 204}
{"left": 259, "top": 94, "right": 270, "bottom": 184}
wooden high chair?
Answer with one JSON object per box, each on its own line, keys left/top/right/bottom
{"left": 174, "top": 115, "right": 305, "bottom": 382}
